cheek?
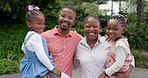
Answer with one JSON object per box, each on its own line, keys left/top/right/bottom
{"left": 96, "top": 28, "right": 100, "bottom": 32}
{"left": 70, "top": 20, "right": 75, "bottom": 25}
{"left": 58, "top": 17, "right": 62, "bottom": 22}
{"left": 83, "top": 28, "right": 87, "bottom": 33}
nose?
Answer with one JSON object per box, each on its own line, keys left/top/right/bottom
{"left": 108, "top": 29, "right": 113, "bottom": 33}
{"left": 90, "top": 27, "right": 94, "bottom": 31}
{"left": 63, "top": 17, "right": 69, "bottom": 22}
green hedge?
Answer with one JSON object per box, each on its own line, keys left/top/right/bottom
{"left": 0, "top": 0, "right": 148, "bottom": 74}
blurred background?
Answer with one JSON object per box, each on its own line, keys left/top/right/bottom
{"left": 0, "top": 0, "right": 147, "bottom": 75}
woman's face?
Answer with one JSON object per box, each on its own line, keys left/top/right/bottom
{"left": 84, "top": 17, "right": 101, "bottom": 41}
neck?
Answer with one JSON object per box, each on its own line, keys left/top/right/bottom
{"left": 87, "top": 38, "right": 98, "bottom": 46}
{"left": 57, "top": 27, "right": 69, "bottom": 36}
{"left": 114, "top": 36, "right": 123, "bottom": 41}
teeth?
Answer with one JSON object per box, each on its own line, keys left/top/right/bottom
{"left": 89, "top": 33, "right": 94, "bottom": 35}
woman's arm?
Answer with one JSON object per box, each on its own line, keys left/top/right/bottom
{"left": 116, "top": 64, "right": 133, "bottom": 78}
{"left": 73, "top": 54, "right": 80, "bottom": 69}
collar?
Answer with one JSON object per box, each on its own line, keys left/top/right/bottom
{"left": 79, "top": 35, "right": 103, "bottom": 45}
{"left": 53, "top": 25, "right": 72, "bottom": 37}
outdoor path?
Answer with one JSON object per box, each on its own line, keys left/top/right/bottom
{"left": 0, "top": 68, "right": 148, "bottom": 78}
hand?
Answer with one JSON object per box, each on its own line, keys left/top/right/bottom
{"left": 51, "top": 68, "right": 61, "bottom": 77}
{"left": 105, "top": 34, "right": 112, "bottom": 42}
{"left": 116, "top": 64, "right": 133, "bottom": 78}
{"left": 98, "top": 72, "right": 107, "bottom": 78}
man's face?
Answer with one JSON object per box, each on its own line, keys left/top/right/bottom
{"left": 58, "top": 8, "right": 76, "bottom": 31}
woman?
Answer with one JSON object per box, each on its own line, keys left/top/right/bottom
{"left": 73, "top": 15, "right": 134, "bottom": 78}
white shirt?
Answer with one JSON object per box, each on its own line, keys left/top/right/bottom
{"left": 21, "top": 31, "right": 54, "bottom": 71}
{"left": 74, "top": 36, "right": 111, "bottom": 78}
{"left": 73, "top": 36, "right": 135, "bottom": 78}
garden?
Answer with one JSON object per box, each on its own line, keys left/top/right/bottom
{"left": 0, "top": 0, "right": 148, "bottom": 75}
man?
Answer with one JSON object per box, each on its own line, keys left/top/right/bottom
{"left": 41, "top": 6, "right": 82, "bottom": 78}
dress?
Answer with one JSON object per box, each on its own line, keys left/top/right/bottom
{"left": 105, "top": 37, "right": 133, "bottom": 78}
{"left": 20, "top": 32, "right": 56, "bottom": 78}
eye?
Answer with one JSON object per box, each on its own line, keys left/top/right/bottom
{"left": 93, "top": 25, "right": 98, "bottom": 28}
{"left": 85, "top": 25, "right": 90, "bottom": 28}
{"left": 113, "top": 28, "right": 117, "bottom": 31}
{"left": 37, "top": 23, "right": 42, "bottom": 25}
{"left": 60, "top": 14, "right": 66, "bottom": 18}
{"left": 107, "top": 27, "right": 110, "bottom": 30}
{"left": 68, "top": 16, "right": 74, "bottom": 20}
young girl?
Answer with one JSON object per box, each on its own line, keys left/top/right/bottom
{"left": 20, "top": 5, "right": 70, "bottom": 78}
{"left": 99, "top": 14, "right": 133, "bottom": 78}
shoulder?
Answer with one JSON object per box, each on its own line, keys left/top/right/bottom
{"left": 30, "top": 32, "right": 42, "bottom": 41}
{"left": 41, "top": 29, "right": 54, "bottom": 39}
{"left": 25, "top": 32, "right": 42, "bottom": 46}
{"left": 99, "top": 36, "right": 107, "bottom": 42}
{"left": 26, "top": 31, "right": 41, "bottom": 39}
{"left": 70, "top": 30, "right": 83, "bottom": 40}
{"left": 115, "top": 37, "right": 128, "bottom": 47}
{"left": 114, "top": 38, "right": 130, "bottom": 53}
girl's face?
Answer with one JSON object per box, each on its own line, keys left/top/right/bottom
{"left": 58, "top": 8, "right": 76, "bottom": 31}
{"left": 27, "top": 15, "right": 46, "bottom": 34}
{"left": 84, "top": 17, "right": 101, "bottom": 41}
{"left": 106, "top": 20, "right": 125, "bottom": 41}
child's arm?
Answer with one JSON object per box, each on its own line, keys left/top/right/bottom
{"left": 29, "top": 34, "right": 70, "bottom": 77}
{"left": 30, "top": 34, "right": 58, "bottom": 74}
{"left": 105, "top": 46, "right": 127, "bottom": 76}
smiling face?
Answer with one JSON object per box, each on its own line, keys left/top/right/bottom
{"left": 84, "top": 17, "right": 101, "bottom": 41}
{"left": 27, "top": 15, "right": 46, "bottom": 34}
{"left": 58, "top": 8, "right": 76, "bottom": 31}
{"left": 106, "top": 19, "right": 125, "bottom": 41}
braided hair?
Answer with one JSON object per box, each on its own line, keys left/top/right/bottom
{"left": 111, "top": 14, "right": 127, "bottom": 27}
{"left": 25, "top": 5, "right": 44, "bottom": 22}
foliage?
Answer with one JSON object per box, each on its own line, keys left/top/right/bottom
{"left": 0, "top": 0, "right": 148, "bottom": 74}
{"left": 132, "top": 49, "right": 148, "bottom": 68}
{"left": 0, "top": 0, "right": 56, "bottom": 25}
{"left": 124, "top": 13, "right": 148, "bottom": 50}
{"left": 0, "top": 58, "right": 19, "bottom": 74}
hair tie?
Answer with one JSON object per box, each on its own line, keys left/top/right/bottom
{"left": 28, "top": 5, "right": 40, "bottom": 11}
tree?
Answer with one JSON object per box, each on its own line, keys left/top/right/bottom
{"left": 137, "top": 0, "right": 145, "bottom": 25}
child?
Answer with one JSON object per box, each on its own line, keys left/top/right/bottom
{"left": 99, "top": 14, "right": 133, "bottom": 78}
{"left": 20, "top": 5, "right": 70, "bottom": 78}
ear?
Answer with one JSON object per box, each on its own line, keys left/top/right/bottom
{"left": 27, "top": 21, "right": 31, "bottom": 28}
{"left": 98, "top": 26, "right": 102, "bottom": 33}
{"left": 74, "top": 18, "right": 76, "bottom": 23}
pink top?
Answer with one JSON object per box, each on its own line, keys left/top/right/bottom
{"left": 105, "top": 38, "right": 133, "bottom": 76}
{"left": 41, "top": 26, "right": 82, "bottom": 77}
